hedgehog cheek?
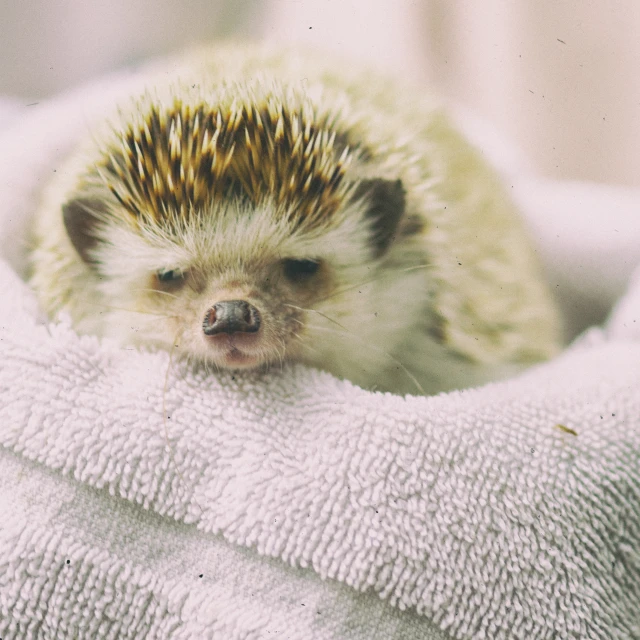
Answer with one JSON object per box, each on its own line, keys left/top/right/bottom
{"left": 62, "top": 197, "right": 107, "bottom": 267}
{"left": 353, "top": 178, "right": 406, "bottom": 258}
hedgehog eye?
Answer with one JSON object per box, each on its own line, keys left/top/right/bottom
{"left": 282, "top": 258, "right": 321, "bottom": 282}
{"left": 156, "top": 268, "right": 187, "bottom": 285}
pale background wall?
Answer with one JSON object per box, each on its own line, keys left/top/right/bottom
{"left": 1, "top": 0, "right": 639, "bottom": 186}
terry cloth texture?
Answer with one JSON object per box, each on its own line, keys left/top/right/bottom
{"left": 0, "top": 63, "right": 640, "bottom": 640}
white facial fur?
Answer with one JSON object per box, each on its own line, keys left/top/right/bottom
{"left": 86, "top": 193, "right": 429, "bottom": 388}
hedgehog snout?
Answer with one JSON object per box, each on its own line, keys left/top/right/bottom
{"left": 202, "top": 300, "right": 262, "bottom": 336}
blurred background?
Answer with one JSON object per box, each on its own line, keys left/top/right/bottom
{"left": 1, "top": 0, "right": 639, "bottom": 187}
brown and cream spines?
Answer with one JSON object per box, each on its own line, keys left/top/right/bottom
{"left": 29, "top": 43, "right": 561, "bottom": 394}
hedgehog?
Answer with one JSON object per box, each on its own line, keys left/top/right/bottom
{"left": 28, "top": 43, "right": 561, "bottom": 395}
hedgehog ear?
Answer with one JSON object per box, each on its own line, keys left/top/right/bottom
{"left": 62, "top": 197, "right": 106, "bottom": 266}
{"left": 354, "top": 178, "right": 406, "bottom": 257}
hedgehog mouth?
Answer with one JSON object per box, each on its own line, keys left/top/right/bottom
{"left": 203, "top": 334, "right": 264, "bottom": 369}
{"left": 219, "top": 347, "right": 260, "bottom": 368}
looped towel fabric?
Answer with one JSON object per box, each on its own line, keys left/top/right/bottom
{"left": 0, "top": 63, "right": 639, "bottom": 640}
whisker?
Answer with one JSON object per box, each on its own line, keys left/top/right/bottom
{"left": 309, "top": 322, "right": 424, "bottom": 394}
{"left": 277, "top": 337, "right": 287, "bottom": 370}
{"left": 291, "top": 332, "right": 321, "bottom": 357}
{"left": 283, "top": 303, "right": 348, "bottom": 332}
{"left": 172, "top": 344, "right": 203, "bottom": 391}
{"left": 396, "top": 263, "right": 433, "bottom": 274}
{"left": 130, "top": 287, "right": 180, "bottom": 300}
{"left": 313, "top": 262, "right": 431, "bottom": 306}
{"left": 69, "top": 297, "right": 178, "bottom": 319}
{"left": 184, "top": 277, "right": 199, "bottom": 295}
{"left": 291, "top": 305, "right": 424, "bottom": 394}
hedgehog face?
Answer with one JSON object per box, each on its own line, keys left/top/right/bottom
{"left": 62, "top": 185, "right": 411, "bottom": 375}
{"left": 60, "top": 94, "right": 417, "bottom": 378}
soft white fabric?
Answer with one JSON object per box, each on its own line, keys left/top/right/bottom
{"left": 0, "top": 68, "right": 639, "bottom": 640}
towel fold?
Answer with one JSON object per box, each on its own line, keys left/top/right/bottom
{"left": 0, "top": 61, "right": 639, "bottom": 640}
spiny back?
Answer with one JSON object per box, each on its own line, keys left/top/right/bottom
{"left": 97, "top": 84, "right": 362, "bottom": 231}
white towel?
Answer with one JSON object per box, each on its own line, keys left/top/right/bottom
{"left": 1, "top": 64, "right": 639, "bottom": 640}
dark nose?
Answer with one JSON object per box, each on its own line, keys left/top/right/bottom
{"left": 202, "top": 300, "right": 261, "bottom": 336}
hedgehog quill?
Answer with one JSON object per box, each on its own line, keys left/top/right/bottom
{"left": 29, "top": 44, "right": 561, "bottom": 395}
